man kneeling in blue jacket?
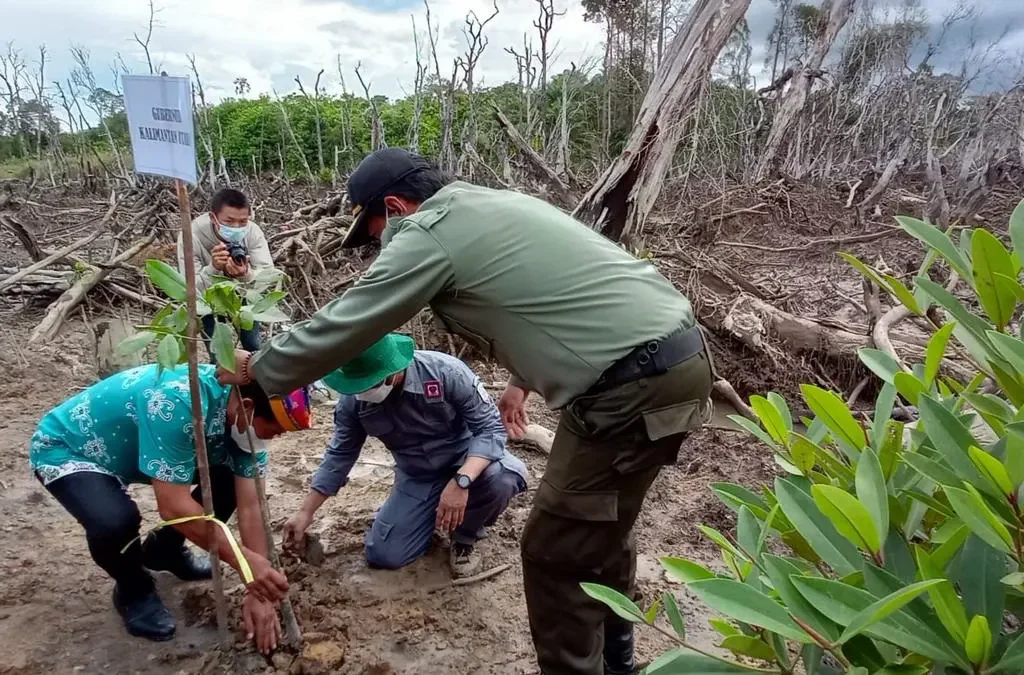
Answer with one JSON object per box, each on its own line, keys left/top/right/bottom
{"left": 283, "top": 333, "right": 527, "bottom": 577}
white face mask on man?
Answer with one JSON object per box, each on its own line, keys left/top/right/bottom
{"left": 230, "top": 412, "right": 269, "bottom": 454}
{"left": 356, "top": 380, "right": 394, "bottom": 404}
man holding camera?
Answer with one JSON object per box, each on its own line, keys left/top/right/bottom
{"left": 177, "top": 188, "right": 277, "bottom": 360}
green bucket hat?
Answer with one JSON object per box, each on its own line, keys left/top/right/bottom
{"left": 321, "top": 333, "right": 415, "bottom": 395}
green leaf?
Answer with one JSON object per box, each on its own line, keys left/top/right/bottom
{"left": 858, "top": 348, "right": 903, "bottom": 385}
{"left": 840, "top": 252, "right": 894, "bottom": 294}
{"left": 916, "top": 547, "right": 969, "bottom": 643}
{"left": 1002, "top": 572, "right": 1024, "bottom": 586}
{"left": 115, "top": 331, "right": 157, "bottom": 356}
{"left": 686, "top": 578, "right": 811, "bottom": 642}
{"left": 640, "top": 648, "right": 766, "bottom": 674}
{"left": 918, "top": 394, "right": 987, "bottom": 488}
{"left": 836, "top": 579, "right": 945, "bottom": 644}
{"left": 150, "top": 303, "right": 175, "bottom": 327}
{"left": 989, "top": 331, "right": 1024, "bottom": 377}
{"left": 896, "top": 215, "right": 971, "bottom": 279}
{"left": 969, "top": 445, "right": 1014, "bottom": 496}
{"left": 761, "top": 557, "right": 839, "bottom": 643}
{"left": 903, "top": 453, "right": 962, "bottom": 489}
{"left": 901, "top": 488, "right": 955, "bottom": 519}
{"left": 642, "top": 599, "right": 661, "bottom": 625}
{"left": 719, "top": 635, "right": 776, "bottom": 662}
{"left": 965, "top": 615, "right": 992, "bottom": 666}
{"left": 925, "top": 322, "right": 957, "bottom": 387}
{"left": 1008, "top": 432, "right": 1024, "bottom": 488}
{"left": 210, "top": 321, "right": 237, "bottom": 373}
{"left": 943, "top": 485, "right": 1014, "bottom": 553}
{"left": 145, "top": 259, "right": 187, "bottom": 301}
{"left": 726, "top": 414, "right": 779, "bottom": 450}
{"left": 767, "top": 392, "right": 793, "bottom": 433}
{"left": 855, "top": 448, "right": 890, "bottom": 546}
{"left": 801, "top": 384, "right": 867, "bottom": 453}
{"left": 872, "top": 383, "right": 898, "bottom": 451}
{"left": 992, "top": 631, "right": 1024, "bottom": 673}
{"left": 881, "top": 273, "right": 922, "bottom": 314}
{"left": 238, "top": 307, "right": 255, "bottom": 331}
{"left": 877, "top": 421, "right": 904, "bottom": 480}
{"left": 812, "top": 485, "right": 881, "bottom": 554}
{"left": 915, "top": 276, "right": 1000, "bottom": 372}
{"left": 954, "top": 535, "right": 1007, "bottom": 638}
{"left": 893, "top": 372, "right": 926, "bottom": 406}
{"left": 776, "top": 478, "right": 861, "bottom": 575}
{"left": 251, "top": 306, "right": 290, "bottom": 323}
{"left": 711, "top": 483, "right": 770, "bottom": 520}
{"left": 791, "top": 576, "right": 965, "bottom": 665}
{"left": 579, "top": 583, "right": 643, "bottom": 623}
{"left": 737, "top": 506, "right": 762, "bottom": 561}
{"left": 662, "top": 592, "right": 685, "bottom": 638}
{"left": 708, "top": 618, "right": 740, "bottom": 638}
{"left": 972, "top": 228, "right": 1018, "bottom": 330}
{"left": 749, "top": 395, "right": 788, "bottom": 446}
{"left": 931, "top": 524, "right": 970, "bottom": 570}
{"left": 1009, "top": 199, "right": 1024, "bottom": 266}
{"left": 790, "top": 434, "right": 817, "bottom": 474}
{"left": 660, "top": 557, "right": 715, "bottom": 583}
{"left": 156, "top": 333, "right": 181, "bottom": 370}
{"left": 252, "top": 289, "right": 287, "bottom": 314}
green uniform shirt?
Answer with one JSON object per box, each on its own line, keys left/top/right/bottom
{"left": 250, "top": 181, "right": 695, "bottom": 408}
{"left": 30, "top": 364, "right": 266, "bottom": 485}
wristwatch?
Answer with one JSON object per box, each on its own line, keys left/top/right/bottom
{"left": 454, "top": 473, "right": 473, "bottom": 489}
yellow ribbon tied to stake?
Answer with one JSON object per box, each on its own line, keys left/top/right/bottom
{"left": 120, "top": 514, "right": 253, "bottom": 584}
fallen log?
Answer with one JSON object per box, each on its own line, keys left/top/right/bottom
{"left": 30, "top": 233, "right": 156, "bottom": 344}
{"left": 1, "top": 214, "right": 46, "bottom": 261}
{"left": 0, "top": 229, "right": 103, "bottom": 293}
{"left": 492, "top": 105, "right": 575, "bottom": 209}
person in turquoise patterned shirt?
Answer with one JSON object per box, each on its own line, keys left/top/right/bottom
{"left": 30, "top": 363, "right": 312, "bottom": 654}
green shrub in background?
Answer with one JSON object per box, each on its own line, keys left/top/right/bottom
{"left": 584, "top": 200, "right": 1024, "bottom": 675}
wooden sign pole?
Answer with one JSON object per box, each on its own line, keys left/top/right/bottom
{"left": 175, "top": 177, "right": 230, "bottom": 645}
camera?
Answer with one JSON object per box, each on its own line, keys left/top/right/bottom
{"left": 226, "top": 241, "right": 248, "bottom": 265}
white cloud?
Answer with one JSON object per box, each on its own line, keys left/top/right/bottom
{"left": 0, "top": 0, "right": 606, "bottom": 102}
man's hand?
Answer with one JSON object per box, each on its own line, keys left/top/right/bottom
{"left": 243, "top": 593, "right": 281, "bottom": 655}
{"left": 436, "top": 479, "right": 469, "bottom": 532}
{"left": 244, "top": 549, "right": 289, "bottom": 603}
{"left": 498, "top": 384, "right": 530, "bottom": 439}
{"left": 283, "top": 510, "right": 314, "bottom": 551}
{"left": 211, "top": 243, "right": 230, "bottom": 272}
{"left": 217, "top": 349, "right": 252, "bottom": 386}
{"left": 224, "top": 257, "right": 250, "bottom": 278}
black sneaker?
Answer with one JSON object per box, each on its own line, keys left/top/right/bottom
{"left": 143, "top": 536, "right": 213, "bottom": 581}
{"left": 112, "top": 585, "right": 176, "bottom": 641}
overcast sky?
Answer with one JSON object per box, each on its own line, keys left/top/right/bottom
{"left": 1, "top": 0, "right": 1021, "bottom": 105}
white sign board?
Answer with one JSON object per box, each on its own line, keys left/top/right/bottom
{"left": 122, "top": 75, "right": 197, "bottom": 184}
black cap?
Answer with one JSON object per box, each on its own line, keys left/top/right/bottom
{"left": 342, "top": 148, "right": 433, "bottom": 248}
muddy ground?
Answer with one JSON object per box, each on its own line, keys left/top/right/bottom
{"left": 0, "top": 310, "right": 772, "bottom": 675}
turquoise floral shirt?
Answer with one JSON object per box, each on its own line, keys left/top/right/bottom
{"left": 29, "top": 364, "right": 267, "bottom": 486}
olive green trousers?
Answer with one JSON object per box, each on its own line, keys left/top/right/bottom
{"left": 521, "top": 350, "right": 714, "bottom": 675}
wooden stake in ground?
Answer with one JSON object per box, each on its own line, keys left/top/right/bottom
{"left": 174, "top": 179, "right": 231, "bottom": 646}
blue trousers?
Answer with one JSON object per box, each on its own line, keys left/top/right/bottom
{"left": 364, "top": 457, "right": 527, "bottom": 570}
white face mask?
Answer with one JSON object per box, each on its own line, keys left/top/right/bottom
{"left": 230, "top": 413, "right": 269, "bottom": 454}
{"left": 356, "top": 381, "right": 394, "bottom": 404}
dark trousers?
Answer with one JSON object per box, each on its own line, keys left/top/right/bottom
{"left": 364, "top": 457, "right": 527, "bottom": 569}
{"left": 200, "top": 315, "right": 260, "bottom": 365}
{"left": 521, "top": 351, "right": 714, "bottom": 675}
{"left": 41, "top": 465, "right": 237, "bottom": 598}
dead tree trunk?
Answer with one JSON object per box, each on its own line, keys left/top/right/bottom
{"left": 753, "top": 0, "right": 854, "bottom": 181}
{"left": 573, "top": 0, "right": 752, "bottom": 243}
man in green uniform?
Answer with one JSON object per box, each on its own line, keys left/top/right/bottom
{"left": 219, "top": 149, "right": 713, "bottom": 675}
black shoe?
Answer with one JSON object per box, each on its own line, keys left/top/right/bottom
{"left": 112, "top": 585, "right": 176, "bottom": 641}
{"left": 604, "top": 619, "right": 637, "bottom": 675}
{"left": 143, "top": 536, "right": 212, "bottom": 581}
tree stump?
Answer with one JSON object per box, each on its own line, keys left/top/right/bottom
{"left": 95, "top": 318, "right": 143, "bottom": 378}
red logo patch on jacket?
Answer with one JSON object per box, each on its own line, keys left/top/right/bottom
{"left": 424, "top": 380, "right": 443, "bottom": 401}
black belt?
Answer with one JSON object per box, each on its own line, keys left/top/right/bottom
{"left": 589, "top": 324, "right": 704, "bottom": 393}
